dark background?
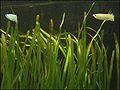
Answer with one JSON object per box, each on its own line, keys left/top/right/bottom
{"left": 0, "top": 1, "right": 119, "bottom": 89}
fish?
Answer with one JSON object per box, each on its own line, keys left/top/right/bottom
{"left": 93, "top": 13, "right": 114, "bottom": 21}
{"left": 5, "top": 14, "right": 18, "bottom": 23}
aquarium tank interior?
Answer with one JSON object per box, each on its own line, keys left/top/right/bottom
{"left": 0, "top": 1, "right": 119, "bottom": 89}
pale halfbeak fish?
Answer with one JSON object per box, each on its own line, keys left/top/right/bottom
{"left": 5, "top": 14, "right": 18, "bottom": 23}
{"left": 93, "top": 13, "right": 114, "bottom": 21}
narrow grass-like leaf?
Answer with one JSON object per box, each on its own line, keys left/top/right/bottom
{"left": 108, "top": 50, "right": 115, "bottom": 89}
{"left": 1, "top": 33, "right": 10, "bottom": 89}
{"left": 86, "top": 20, "right": 106, "bottom": 60}
{"left": 114, "top": 33, "right": 119, "bottom": 89}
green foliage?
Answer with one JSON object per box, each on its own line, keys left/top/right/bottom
{"left": 0, "top": 2, "right": 119, "bottom": 89}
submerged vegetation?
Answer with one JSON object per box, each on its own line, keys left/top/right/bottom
{"left": 0, "top": 2, "right": 119, "bottom": 89}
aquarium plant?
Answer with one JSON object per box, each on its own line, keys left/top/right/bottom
{"left": 0, "top": 2, "right": 119, "bottom": 89}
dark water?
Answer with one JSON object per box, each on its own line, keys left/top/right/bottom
{"left": 0, "top": 1, "right": 119, "bottom": 89}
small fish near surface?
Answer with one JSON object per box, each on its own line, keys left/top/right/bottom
{"left": 5, "top": 14, "right": 18, "bottom": 23}
{"left": 93, "top": 13, "right": 114, "bottom": 21}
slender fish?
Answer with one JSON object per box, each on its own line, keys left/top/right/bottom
{"left": 93, "top": 13, "right": 114, "bottom": 21}
{"left": 5, "top": 14, "right": 18, "bottom": 23}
